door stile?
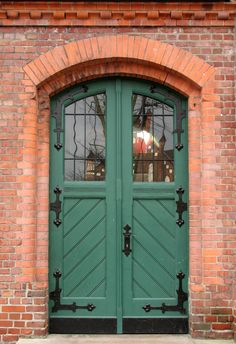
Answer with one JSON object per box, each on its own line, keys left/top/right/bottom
{"left": 49, "top": 99, "right": 65, "bottom": 302}
{"left": 121, "top": 82, "right": 134, "bottom": 320}
{"left": 105, "top": 81, "right": 117, "bottom": 320}
{"left": 174, "top": 98, "right": 188, "bottom": 299}
{"left": 115, "top": 79, "right": 123, "bottom": 334}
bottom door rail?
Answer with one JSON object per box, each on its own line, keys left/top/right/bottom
{"left": 50, "top": 270, "right": 96, "bottom": 313}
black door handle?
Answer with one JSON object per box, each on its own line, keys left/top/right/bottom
{"left": 122, "top": 224, "right": 132, "bottom": 257}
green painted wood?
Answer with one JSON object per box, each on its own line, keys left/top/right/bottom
{"left": 121, "top": 80, "right": 188, "bottom": 319}
{"left": 49, "top": 80, "right": 117, "bottom": 318}
{"left": 115, "top": 79, "right": 123, "bottom": 334}
{"left": 49, "top": 78, "right": 188, "bottom": 331}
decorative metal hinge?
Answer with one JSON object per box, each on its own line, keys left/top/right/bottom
{"left": 143, "top": 271, "right": 188, "bottom": 314}
{"left": 50, "top": 270, "right": 96, "bottom": 313}
{"left": 122, "top": 224, "right": 132, "bottom": 257}
{"left": 150, "top": 86, "right": 186, "bottom": 151}
{"left": 50, "top": 186, "right": 62, "bottom": 227}
{"left": 176, "top": 187, "right": 187, "bottom": 227}
{"left": 52, "top": 85, "right": 88, "bottom": 151}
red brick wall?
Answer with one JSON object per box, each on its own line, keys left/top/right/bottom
{"left": 0, "top": 1, "right": 236, "bottom": 343}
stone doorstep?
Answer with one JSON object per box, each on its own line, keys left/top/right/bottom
{"left": 18, "top": 334, "right": 235, "bottom": 344}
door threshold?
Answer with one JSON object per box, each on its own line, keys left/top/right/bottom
{"left": 18, "top": 334, "right": 235, "bottom": 344}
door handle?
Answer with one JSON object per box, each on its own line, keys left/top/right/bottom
{"left": 122, "top": 224, "right": 132, "bottom": 257}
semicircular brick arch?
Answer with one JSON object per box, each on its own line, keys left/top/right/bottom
{"left": 23, "top": 34, "right": 215, "bottom": 91}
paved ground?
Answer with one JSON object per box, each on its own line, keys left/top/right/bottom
{"left": 18, "top": 335, "right": 235, "bottom": 344}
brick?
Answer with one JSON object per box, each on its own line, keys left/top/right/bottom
{"left": 77, "top": 38, "right": 88, "bottom": 61}
{"left": 194, "top": 11, "right": 205, "bottom": 20}
{"left": 123, "top": 11, "right": 135, "bottom": 19}
{"left": 2, "top": 334, "right": 19, "bottom": 342}
{"left": 64, "top": 41, "right": 82, "bottom": 66}
{"left": 8, "top": 328, "right": 21, "bottom": 334}
{"left": 211, "top": 308, "right": 232, "bottom": 315}
{"left": 23, "top": 65, "right": 40, "bottom": 86}
{"left": 147, "top": 11, "right": 159, "bottom": 19}
{"left": 53, "top": 11, "right": 65, "bottom": 20}
{"left": 218, "top": 12, "right": 230, "bottom": 20}
{"left": 171, "top": 11, "right": 182, "bottom": 19}
{"left": 2, "top": 306, "right": 25, "bottom": 313}
{"left": 29, "top": 11, "right": 42, "bottom": 19}
{"left": 21, "top": 314, "right": 32, "bottom": 320}
{"left": 77, "top": 11, "right": 89, "bottom": 19}
{"left": 212, "top": 323, "right": 232, "bottom": 330}
{"left": 100, "top": 11, "right": 112, "bottom": 19}
{"left": 6, "top": 10, "right": 19, "bottom": 19}
{"left": 83, "top": 38, "right": 93, "bottom": 61}
{"left": 0, "top": 321, "right": 13, "bottom": 327}
{"left": 21, "top": 329, "right": 33, "bottom": 335}
{"left": 9, "top": 314, "right": 20, "bottom": 320}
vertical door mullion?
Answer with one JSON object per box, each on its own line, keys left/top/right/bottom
{"left": 121, "top": 81, "right": 133, "bottom": 319}
{"left": 106, "top": 81, "right": 118, "bottom": 316}
{"left": 114, "top": 79, "right": 123, "bottom": 334}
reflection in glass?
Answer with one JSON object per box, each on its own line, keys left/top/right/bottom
{"left": 64, "top": 94, "right": 106, "bottom": 181}
{"left": 133, "top": 94, "right": 174, "bottom": 182}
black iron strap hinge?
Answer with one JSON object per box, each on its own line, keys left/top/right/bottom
{"left": 50, "top": 186, "right": 62, "bottom": 227}
{"left": 50, "top": 270, "right": 96, "bottom": 313}
{"left": 176, "top": 187, "right": 187, "bottom": 227}
{"left": 143, "top": 271, "right": 188, "bottom": 314}
{"left": 52, "top": 85, "right": 88, "bottom": 151}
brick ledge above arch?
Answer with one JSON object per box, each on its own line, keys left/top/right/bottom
{"left": 23, "top": 35, "right": 215, "bottom": 91}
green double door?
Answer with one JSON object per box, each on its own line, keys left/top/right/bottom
{"left": 49, "top": 79, "right": 188, "bottom": 334}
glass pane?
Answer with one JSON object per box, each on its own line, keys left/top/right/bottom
{"left": 132, "top": 94, "right": 174, "bottom": 182}
{"left": 64, "top": 94, "right": 106, "bottom": 181}
{"left": 65, "top": 116, "right": 84, "bottom": 159}
{"left": 65, "top": 160, "right": 74, "bottom": 181}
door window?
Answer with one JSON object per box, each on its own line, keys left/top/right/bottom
{"left": 132, "top": 94, "right": 174, "bottom": 182}
{"left": 64, "top": 93, "right": 106, "bottom": 181}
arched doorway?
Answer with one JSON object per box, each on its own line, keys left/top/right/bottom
{"left": 49, "top": 78, "right": 188, "bottom": 334}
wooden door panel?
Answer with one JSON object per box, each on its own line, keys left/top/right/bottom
{"left": 133, "top": 199, "right": 176, "bottom": 261}
{"left": 63, "top": 197, "right": 106, "bottom": 298}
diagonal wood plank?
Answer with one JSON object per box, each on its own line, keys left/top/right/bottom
{"left": 133, "top": 216, "right": 175, "bottom": 260}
